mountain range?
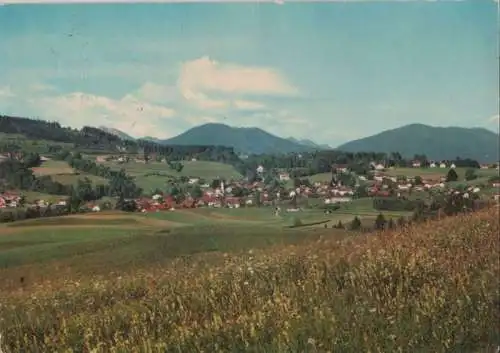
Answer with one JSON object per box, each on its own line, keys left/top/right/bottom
{"left": 159, "top": 123, "right": 316, "bottom": 155}
{"left": 337, "top": 123, "right": 499, "bottom": 162}
{"left": 286, "top": 137, "right": 332, "bottom": 150}
{"left": 99, "top": 122, "right": 499, "bottom": 162}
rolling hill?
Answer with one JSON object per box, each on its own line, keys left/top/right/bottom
{"left": 160, "top": 123, "right": 316, "bottom": 155}
{"left": 98, "top": 126, "right": 135, "bottom": 141}
{"left": 337, "top": 124, "right": 499, "bottom": 162}
{"left": 287, "top": 137, "right": 332, "bottom": 150}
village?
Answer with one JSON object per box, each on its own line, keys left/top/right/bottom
{"left": 1, "top": 157, "right": 499, "bottom": 215}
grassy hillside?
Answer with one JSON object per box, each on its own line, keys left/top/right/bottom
{"left": 98, "top": 160, "right": 243, "bottom": 191}
{"left": 337, "top": 123, "right": 499, "bottom": 162}
{"left": 161, "top": 123, "right": 315, "bottom": 155}
{"left": 32, "top": 159, "right": 108, "bottom": 185}
{"left": 0, "top": 207, "right": 498, "bottom": 352}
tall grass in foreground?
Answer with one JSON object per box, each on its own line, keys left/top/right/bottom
{"left": 1, "top": 208, "right": 499, "bottom": 352}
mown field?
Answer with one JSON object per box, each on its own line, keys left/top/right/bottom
{"left": 97, "top": 160, "right": 243, "bottom": 192}
{"left": 0, "top": 209, "right": 339, "bottom": 282}
{"left": 32, "top": 160, "right": 108, "bottom": 185}
{"left": 0, "top": 205, "right": 498, "bottom": 352}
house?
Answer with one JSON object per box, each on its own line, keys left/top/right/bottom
{"left": 225, "top": 197, "right": 241, "bottom": 208}
{"left": 412, "top": 160, "right": 421, "bottom": 168}
{"left": 325, "top": 196, "right": 351, "bottom": 204}
{"left": 96, "top": 155, "right": 108, "bottom": 163}
{"left": 397, "top": 183, "right": 412, "bottom": 191}
{"left": 450, "top": 163, "right": 456, "bottom": 169}
{"left": 279, "top": 172, "right": 290, "bottom": 181}
{"left": 256, "top": 165, "right": 264, "bottom": 174}
{"left": 371, "top": 163, "right": 385, "bottom": 171}
{"left": 439, "top": 163, "right": 447, "bottom": 168}
{"left": 332, "top": 164, "right": 349, "bottom": 173}
{"left": 188, "top": 178, "right": 199, "bottom": 184}
{"left": 430, "top": 162, "right": 436, "bottom": 168}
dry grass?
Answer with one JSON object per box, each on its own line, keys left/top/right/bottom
{"left": 0, "top": 208, "right": 499, "bottom": 352}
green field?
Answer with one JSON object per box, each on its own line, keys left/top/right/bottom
{"left": 32, "top": 160, "right": 108, "bottom": 185}
{"left": 18, "top": 191, "right": 67, "bottom": 203}
{"left": 0, "top": 208, "right": 346, "bottom": 279}
{"left": 385, "top": 167, "right": 498, "bottom": 180}
{"left": 98, "top": 160, "right": 243, "bottom": 191}
{"left": 0, "top": 201, "right": 409, "bottom": 271}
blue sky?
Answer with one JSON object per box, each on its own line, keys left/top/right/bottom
{"left": 0, "top": 1, "right": 498, "bottom": 145}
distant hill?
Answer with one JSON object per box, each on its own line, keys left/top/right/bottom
{"left": 160, "top": 123, "right": 316, "bottom": 155}
{"left": 287, "top": 137, "right": 332, "bottom": 150}
{"left": 142, "top": 136, "right": 162, "bottom": 143}
{"left": 337, "top": 124, "right": 499, "bottom": 162}
{"left": 98, "top": 126, "right": 135, "bottom": 141}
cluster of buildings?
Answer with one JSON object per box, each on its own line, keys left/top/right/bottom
{"left": 0, "top": 192, "right": 67, "bottom": 210}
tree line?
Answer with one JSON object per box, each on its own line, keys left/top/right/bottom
{"left": 2, "top": 115, "right": 492, "bottom": 181}
{"left": 235, "top": 151, "right": 488, "bottom": 182}
{"left": 0, "top": 115, "right": 241, "bottom": 163}
{"left": 52, "top": 150, "right": 142, "bottom": 199}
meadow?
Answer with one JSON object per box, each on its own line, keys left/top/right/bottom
{"left": 31, "top": 160, "right": 108, "bottom": 185}
{"left": 0, "top": 205, "right": 498, "bottom": 352}
{"left": 97, "top": 160, "right": 243, "bottom": 192}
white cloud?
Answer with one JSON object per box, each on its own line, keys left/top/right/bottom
{"left": 0, "top": 57, "right": 305, "bottom": 139}
{"left": 131, "top": 82, "right": 178, "bottom": 105}
{"left": 179, "top": 56, "right": 298, "bottom": 97}
{"left": 177, "top": 56, "right": 294, "bottom": 113}
{"left": 0, "top": 86, "right": 176, "bottom": 138}
{"left": 181, "top": 89, "right": 230, "bottom": 110}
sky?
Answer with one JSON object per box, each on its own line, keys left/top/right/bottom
{"left": 0, "top": 1, "right": 498, "bottom": 146}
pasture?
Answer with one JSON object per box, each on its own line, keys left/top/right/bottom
{"left": 0, "top": 202, "right": 410, "bottom": 273}
{"left": 19, "top": 191, "right": 66, "bottom": 203}
{"left": 97, "top": 160, "right": 243, "bottom": 191}
{"left": 0, "top": 208, "right": 343, "bottom": 288}
{"left": 31, "top": 160, "right": 74, "bottom": 175}
{"left": 0, "top": 205, "right": 498, "bottom": 352}
{"left": 31, "top": 160, "right": 108, "bottom": 185}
